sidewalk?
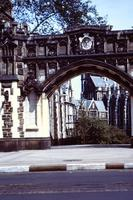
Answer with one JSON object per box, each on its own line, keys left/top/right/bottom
{"left": 0, "top": 144, "right": 133, "bottom": 172}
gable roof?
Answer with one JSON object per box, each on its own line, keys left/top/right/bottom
{"left": 90, "top": 76, "right": 114, "bottom": 88}
{"left": 91, "top": 76, "right": 105, "bottom": 87}
{"left": 83, "top": 99, "right": 107, "bottom": 112}
{"left": 95, "top": 101, "right": 106, "bottom": 112}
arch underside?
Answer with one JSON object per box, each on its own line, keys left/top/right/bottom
{"left": 42, "top": 59, "right": 133, "bottom": 97}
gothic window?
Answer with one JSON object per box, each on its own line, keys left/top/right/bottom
{"left": 128, "top": 40, "right": 133, "bottom": 52}
{"left": 48, "top": 62, "right": 57, "bottom": 75}
{"left": 37, "top": 62, "right": 46, "bottom": 81}
{"left": 0, "top": 63, "right": 6, "bottom": 75}
{"left": 17, "top": 46, "right": 22, "bottom": 56}
{"left": 38, "top": 46, "right": 44, "bottom": 56}
{"left": 27, "top": 47, "right": 36, "bottom": 57}
{"left": 59, "top": 40, "right": 67, "bottom": 55}
{"left": 37, "top": 69, "right": 46, "bottom": 82}
{"left": 117, "top": 39, "right": 127, "bottom": 52}
{"left": 106, "top": 43, "right": 114, "bottom": 52}
{"left": 92, "top": 103, "right": 95, "bottom": 109}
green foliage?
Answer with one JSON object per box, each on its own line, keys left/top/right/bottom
{"left": 74, "top": 116, "right": 130, "bottom": 144}
{"left": 109, "top": 126, "right": 130, "bottom": 144}
{"left": 12, "top": 0, "right": 107, "bottom": 34}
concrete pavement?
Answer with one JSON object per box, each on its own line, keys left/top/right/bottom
{"left": 0, "top": 144, "right": 133, "bottom": 172}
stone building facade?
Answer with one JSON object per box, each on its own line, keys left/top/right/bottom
{"left": 49, "top": 81, "right": 77, "bottom": 144}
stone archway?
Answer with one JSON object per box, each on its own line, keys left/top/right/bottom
{"left": 42, "top": 58, "right": 133, "bottom": 146}
{"left": 2, "top": 11, "right": 133, "bottom": 150}
{"left": 43, "top": 59, "right": 133, "bottom": 97}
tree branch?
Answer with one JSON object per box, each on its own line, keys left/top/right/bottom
{"left": 30, "top": 13, "right": 56, "bottom": 33}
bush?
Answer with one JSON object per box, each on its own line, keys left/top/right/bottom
{"left": 109, "top": 126, "right": 130, "bottom": 144}
{"left": 74, "top": 117, "right": 130, "bottom": 144}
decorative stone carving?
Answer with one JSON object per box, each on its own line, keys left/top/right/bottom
{"left": 95, "top": 34, "right": 104, "bottom": 53}
{"left": 70, "top": 35, "right": 79, "bottom": 55}
{"left": 47, "top": 44, "right": 57, "bottom": 56}
{"left": 22, "top": 70, "right": 43, "bottom": 97}
{"left": 79, "top": 33, "right": 94, "bottom": 51}
{"left": 4, "top": 90, "right": 9, "bottom": 102}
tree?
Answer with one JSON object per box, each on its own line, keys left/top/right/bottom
{"left": 12, "top": 0, "right": 107, "bottom": 34}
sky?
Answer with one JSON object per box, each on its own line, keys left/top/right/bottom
{"left": 72, "top": 0, "right": 133, "bottom": 100}
{"left": 92, "top": 0, "right": 133, "bottom": 30}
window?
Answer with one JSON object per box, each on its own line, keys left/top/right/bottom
{"left": 89, "top": 111, "right": 97, "bottom": 118}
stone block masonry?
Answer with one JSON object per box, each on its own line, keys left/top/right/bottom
{"left": 2, "top": 101, "right": 13, "bottom": 138}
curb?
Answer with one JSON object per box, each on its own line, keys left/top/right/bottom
{"left": 29, "top": 165, "right": 66, "bottom": 172}
{"left": 0, "top": 163, "right": 133, "bottom": 173}
{"left": 29, "top": 163, "right": 133, "bottom": 172}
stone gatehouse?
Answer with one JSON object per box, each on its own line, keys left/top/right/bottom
{"left": 0, "top": 0, "right": 133, "bottom": 150}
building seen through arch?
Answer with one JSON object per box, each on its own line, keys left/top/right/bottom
{"left": 49, "top": 73, "right": 131, "bottom": 144}
{"left": 81, "top": 74, "right": 131, "bottom": 136}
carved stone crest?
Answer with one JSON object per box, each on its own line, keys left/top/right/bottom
{"left": 79, "top": 33, "right": 94, "bottom": 51}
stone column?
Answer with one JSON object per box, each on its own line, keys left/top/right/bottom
{"left": 56, "top": 94, "right": 62, "bottom": 140}
{"left": 124, "top": 91, "right": 128, "bottom": 130}
{"left": 115, "top": 84, "right": 120, "bottom": 127}
{"left": 61, "top": 95, "right": 66, "bottom": 139}
{"left": 130, "top": 96, "right": 133, "bottom": 147}
{"left": 107, "top": 86, "right": 111, "bottom": 124}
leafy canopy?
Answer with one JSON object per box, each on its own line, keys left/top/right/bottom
{"left": 12, "top": 0, "right": 107, "bottom": 34}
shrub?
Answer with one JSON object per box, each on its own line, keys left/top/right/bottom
{"left": 109, "top": 126, "right": 130, "bottom": 144}
{"left": 74, "top": 117, "right": 130, "bottom": 144}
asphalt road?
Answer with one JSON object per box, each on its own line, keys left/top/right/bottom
{"left": 0, "top": 171, "right": 133, "bottom": 200}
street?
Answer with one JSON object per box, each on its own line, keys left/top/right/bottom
{"left": 0, "top": 171, "right": 133, "bottom": 200}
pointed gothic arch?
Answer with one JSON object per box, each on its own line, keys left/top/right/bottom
{"left": 42, "top": 59, "right": 133, "bottom": 98}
